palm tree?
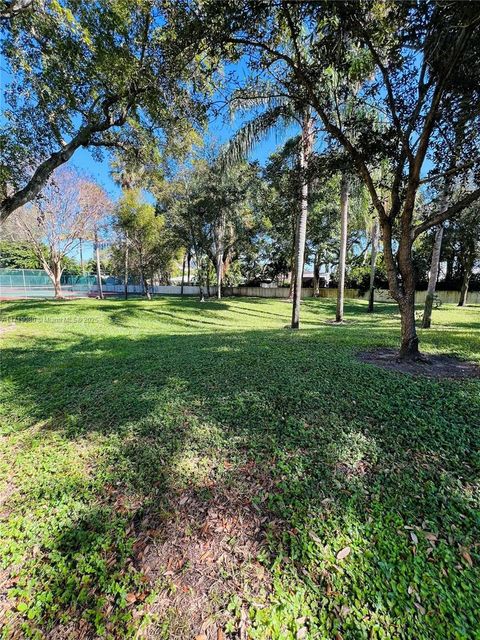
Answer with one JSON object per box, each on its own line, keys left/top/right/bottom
{"left": 335, "top": 174, "right": 349, "bottom": 322}
{"left": 222, "top": 97, "right": 316, "bottom": 328}
{"left": 292, "top": 111, "right": 313, "bottom": 327}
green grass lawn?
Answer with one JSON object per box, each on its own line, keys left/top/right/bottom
{"left": 1, "top": 297, "right": 479, "bottom": 639}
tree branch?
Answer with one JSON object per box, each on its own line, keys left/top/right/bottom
{"left": 413, "top": 187, "right": 480, "bottom": 239}
{"left": 0, "top": 95, "right": 133, "bottom": 222}
{"left": 419, "top": 161, "right": 476, "bottom": 185}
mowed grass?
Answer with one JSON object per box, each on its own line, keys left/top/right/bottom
{"left": 0, "top": 296, "right": 479, "bottom": 639}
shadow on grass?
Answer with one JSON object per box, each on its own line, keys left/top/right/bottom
{"left": 1, "top": 322, "right": 480, "bottom": 638}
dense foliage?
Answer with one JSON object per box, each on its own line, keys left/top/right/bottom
{"left": 0, "top": 241, "right": 42, "bottom": 269}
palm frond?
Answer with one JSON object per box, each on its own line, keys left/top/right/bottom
{"left": 219, "top": 104, "right": 296, "bottom": 169}
{"left": 228, "top": 81, "right": 288, "bottom": 118}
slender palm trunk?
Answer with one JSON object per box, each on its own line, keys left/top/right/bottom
{"left": 95, "top": 228, "right": 104, "bottom": 300}
{"left": 291, "top": 112, "right": 313, "bottom": 329}
{"left": 216, "top": 253, "right": 222, "bottom": 299}
{"left": 335, "top": 174, "right": 349, "bottom": 322}
{"left": 313, "top": 251, "right": 320, "bottom": 297}
{"left": 181, "top": 252, "right": 186, "bottom": 296}
{"left": 367, "top": 216, "right": 379, "bottom": 313}
{"left": 422, "top": 225, "right": 444, "bottom": 328}
{"left": 215, "top": 214, "right": 226, "bottom": 300}
{"left": 124, "top": 232, "right": 129, "bottom": 300}
{"left": 288, "top": 217, "right": 296, "bottom": 301}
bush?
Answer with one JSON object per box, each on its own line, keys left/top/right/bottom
{"left": 341, "top": 256, "right": 389, "bottom": 294}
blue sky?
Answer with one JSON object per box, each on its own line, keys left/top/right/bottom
{"left": 0, "top": 44, "right": 300, "bottom": 262}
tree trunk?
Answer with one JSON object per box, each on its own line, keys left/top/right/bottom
{"left": 181, "top": 252, "right": 186, "bottom": 296}
{"left": 187, "top": 252, "right": 191, "bottom": 285}
{"left": 398, "top": 293, "right": 419, "bottom": 358}
{"left": 422, "top": 225, "right": 444, "bottom": 328}
{"left": 206, "top": 262, "right": 211, "bottom": 297}
{"left": 53, "top": 263, "right": 63, "bottom": 299}
{"left": 143, "top": 275, "right": 151, "bottom": 300}
{"left": 291, "top": 112, "right": 313, "bottom": 329}
{"left": 335, "top": 174, "right": 349, "bottom": 322}
{"left": 139, "top": 252, "right": 151, "bottom": 300}
{"left": 288, "top": 269, "right": 295, "bottom": 301}
{"left": 53, "top": 278, "right": 62, "bottom": 298}
{"left": 458, "top": 268, "right": 471, "bottom": 306}
{"left": 313, "top": 252, "right": 320, "bottom": 297}
{"left": 216, "top": 253, "right": 222, "bottom": 299}
{"left": 198, "top": 262, "right": 205, "bottom": 301}
{"left": 288, "top": 216, "right": 297, "bottom": 301}
{"left": 380, "top": 215, "right": 421, "bottom": 360}
{"left": 124, "top": 232, "right": 129, "bottom": 300}
{"left": 367, "top": 216, "right": 379, "bottom": 313}
{"left": 192, "top": 243, "right": 204, "bottom": 301}
{"left": 95, "top": 228, "right": 104, "bottom": 300}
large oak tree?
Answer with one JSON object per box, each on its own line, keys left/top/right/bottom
{"left": 0, "top": 0, "right": 209, "bottom": 222}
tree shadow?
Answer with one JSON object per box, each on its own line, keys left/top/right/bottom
{"left": 1, "top": 323, "right": 479, "bottom": 638}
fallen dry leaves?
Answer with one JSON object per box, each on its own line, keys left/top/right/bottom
{"left": 336, "top": 546, "right": 351, "bottom": 561}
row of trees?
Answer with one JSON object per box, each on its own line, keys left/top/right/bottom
{"left": 1, "top": 1, "right": 480, "bottom": 357}
{"left": 3, "top": 154, "right": 477, "bottom": 314}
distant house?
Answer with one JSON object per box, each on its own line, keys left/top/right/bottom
{"left": 285, "top": 269, "right": 331, "bottom": 288}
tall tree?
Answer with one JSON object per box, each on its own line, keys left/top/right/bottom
{"left": 161, "top": 157, "right": 258, "bottom": 299}
{"left": 114, "top": 189, "right": 176, "bottom": 299}
{"left": 78, "top": 179, "right": 112, "bottom": 300}
{"left": 291, "top": 112, "right": 313, "bottom": 328}
{"left": 222, "top": 93, "right": 317, "bottom": 324}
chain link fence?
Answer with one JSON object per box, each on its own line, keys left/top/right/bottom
{"left": 0, "top": 269, "right": 97, "bottom": 298}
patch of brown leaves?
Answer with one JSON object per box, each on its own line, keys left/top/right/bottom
{"left": 140, "top": 461, "right": 276, "bottom": 639}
